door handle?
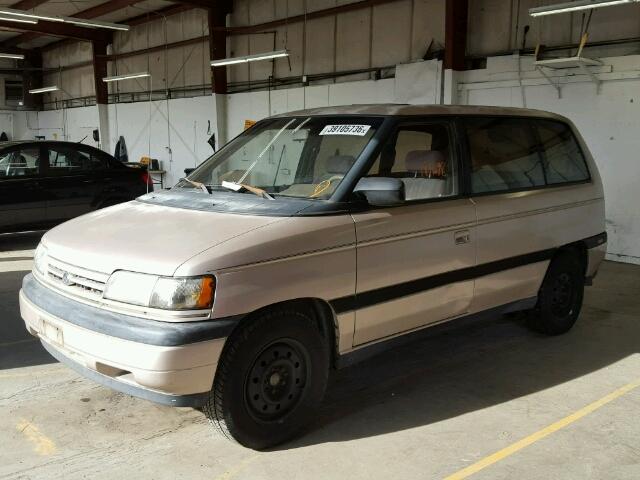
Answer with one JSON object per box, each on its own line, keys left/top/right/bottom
{"left": 454, "top": 230, "right": 471, "bottom": 245}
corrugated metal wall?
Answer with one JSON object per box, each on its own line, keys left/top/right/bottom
{"left": 33, "top": 0, "right": 640, "bottom": 101}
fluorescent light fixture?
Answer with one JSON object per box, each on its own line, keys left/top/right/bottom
{"left": 530, "top": 0, "right": 639, "bottom": 16}
{"left": 0, "top": 7, "right": 129, "bottom": 30}
{"left": 63, "top": 17, "right": 129, "bottom": 31}
{"left": 29, "top": 86, "right": 59, "bottom": 94}
{"left": 0, "top": 7, "right": 63, "bottom": 22}
{"left": 102, "top": 72, "right": 151, "bottom": 82}
{"left": 0, "top": 52, "right": 24, "bottom": 60}
{"left": 210, "top": 49, "right": 289, "bottom": 67}
{"left": 0, "top": 15, "right": 38, "bottom": 24}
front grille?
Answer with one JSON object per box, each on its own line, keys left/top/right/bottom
{"left": 45, "top": 257, "right": 109, "bottom": 301}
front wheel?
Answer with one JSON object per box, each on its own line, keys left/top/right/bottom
{"left": 527, "top": 253, "right": 585, "bottom": 335}
{"left": 202, "top": 308, "right": 329, "bottom": 449}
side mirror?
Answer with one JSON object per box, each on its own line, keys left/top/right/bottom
{"left": 353, "top": 177, "right": 405, "bottom": 207}
{"left": 184, "top": 168, "right": 196, "bottom": 175}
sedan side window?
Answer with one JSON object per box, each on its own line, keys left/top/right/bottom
{"left": 48, "top": 146, "right": 99, "bottom": 174}
{"left": 0, "top": 147, "right": 40, "bottom": 178}
{"left": 366, "top": 123, "right": 458, "bottom": 201}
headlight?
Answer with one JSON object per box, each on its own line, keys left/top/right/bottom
{"left": 103, "top": 271, "right": 215, "bottom": 310}
{"left": 33, "top": 244, "right": 48, "bottom": 276}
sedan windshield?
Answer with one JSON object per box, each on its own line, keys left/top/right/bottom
{"left": 178, "top": 117, "right": 381, "bottom": 200}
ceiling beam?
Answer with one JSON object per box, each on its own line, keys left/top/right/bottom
{"left": 217, "top": 0, "right": 401, "bottom": 35}
{"left": 1, "top": 0, "right": 143, "bottom": 49}
{"left": 123, "top": 4, "right": 194, "bottom": 26}
{"left": 92, "top": 40, "right": 109, "bottom": 105}
{"left": 11, "top": 0, "right": 49, "bottom": 10}
{"left": 0, "top": 19, "right": 111, "bottom": 42}
{"left": 174, "top": 0, "right": 218, "bottom": 8}
{"left": 38, "top": 3, "right": 196, "bottom": 53}
{"left": 22, "top": 50, "right": 43, "bottom": 109}
{"left": 208, "top": 7, "right": 226, "bottom": 94}
{"left": 0, "top": 0, "right": 51, "bottom": 47}
{"left": 444, "top": 0, "right": 468, "bottom": 70}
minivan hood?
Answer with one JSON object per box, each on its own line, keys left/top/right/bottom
{"left": 43, "top": 200, "right": 282, "bottom": 276}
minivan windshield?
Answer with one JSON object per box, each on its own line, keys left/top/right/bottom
{"left": 177, "top": 117, "right": 381, "bottom": 200}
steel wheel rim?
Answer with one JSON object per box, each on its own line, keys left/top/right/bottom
{"left": 551, "top": 272, "right": 574, "bottom": 316}
{"left": 245, "top": 339, "right": 309, "bottom": 422}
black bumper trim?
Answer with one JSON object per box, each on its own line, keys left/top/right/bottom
{"left": 40, "top": 340, "right": 208, "bottom": 407}
{"left": 22, "top": 274, "right": 241, "bottom": 347}
{"left": 583, "top": 231, "right": 607, "bottom": 249}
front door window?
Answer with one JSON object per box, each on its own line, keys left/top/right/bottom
{"left": 365, "top": 123, "right": 458, "bottom": 201}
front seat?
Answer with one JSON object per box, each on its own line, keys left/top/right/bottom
{"left": 402, "top": 150, "right": 447, "bottom": 201}
{"left": 321, "top": 155, "right": 355, "bottom": 181}
{"left": 9, "top": 154, "right": 27, "bottom": 176}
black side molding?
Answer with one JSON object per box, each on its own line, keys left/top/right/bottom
{"left": 330, "top": 249, "right": 555, "bottom": 314}
{"left": 330, "top": 232, "right": 607, "bottom": 315}
{"left": 41, "top": 340, "right": 208, "bottom": 407}
{"left": 336, "top": 297, "right": 537, "bottom": 369}
{"left": 22, "top": 274, "right": 241, "bottom": 347}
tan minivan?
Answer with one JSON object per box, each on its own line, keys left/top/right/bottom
{"left": 20, "top": 105, "right": 606, "bottom": 449}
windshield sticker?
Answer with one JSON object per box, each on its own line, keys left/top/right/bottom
{"left": 319, "top": 124, "right": 371, "bottom": 136}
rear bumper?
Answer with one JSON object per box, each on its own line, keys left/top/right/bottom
{"left": 19, "top": 274, "right": 234, "bottom": 405}
{"left": 585, "top": 232, "right": 607, "bottom": 283}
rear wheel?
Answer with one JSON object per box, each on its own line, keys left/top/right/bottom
{"left": 203, "top": 308, "right": 329, "bottom": 449}
{"left": 527, "top": 252, "right": 585, "bottom": 335}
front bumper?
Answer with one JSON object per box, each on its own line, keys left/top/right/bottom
{"left": 20, "top": 274, "right": 238, "bottom": 406}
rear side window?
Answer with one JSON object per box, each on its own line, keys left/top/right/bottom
{"left": 536, "top": 120, "right": 589, "bottom": 184}
{"left": 78, "top": 149, "right": 109, "bottom": 170}
{"left": 48, "top": 146, "right": 107, "bottom": 173}
{"left": 463, "top": 118, "right": 545, "bottom": 193}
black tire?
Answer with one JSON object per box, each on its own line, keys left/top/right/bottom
{"left": 202, "top": 308, "right": 329, "bottom": 449}
{"left": 527, "top": 252, "right": 585, "bottom": 335}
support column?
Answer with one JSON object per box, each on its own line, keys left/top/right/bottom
{"left": 208, "top": 6, "right": 229, "bottom": 145}
{"left": 22, "top": 51, "right": 43, "bottom": 111}
{"left": 443, "top": 0, "right": 467, "bottom": 105}
{"left": 92, "top": 39, "right": 111, "bottom": 153}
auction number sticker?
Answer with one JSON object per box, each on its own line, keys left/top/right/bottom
{"left": 319, "top": 124, "right": 371, "bottom": 136}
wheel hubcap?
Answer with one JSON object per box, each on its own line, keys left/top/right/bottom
{"left": 245, "top": 340, "right": 308, "bottom": 421}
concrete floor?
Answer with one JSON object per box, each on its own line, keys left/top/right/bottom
{"left": 1, "top": 234, "right": 639, "bottom": 479}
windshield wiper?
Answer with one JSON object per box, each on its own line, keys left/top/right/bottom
{"left": 220, "top": 181, "right": 274, "bottom": 200}
{"left": 179, "top": 178, "right": 210, "bottom": 194}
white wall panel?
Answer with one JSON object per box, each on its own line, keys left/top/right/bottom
{"left": 33, "top": 106, "right": 100, "bottom": 147}
{"left": 107, "top": 95, "right": 218, "bottom": 186}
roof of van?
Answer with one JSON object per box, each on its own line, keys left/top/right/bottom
{"left": 273, "top": 104, "right": 569, "bottom": 121}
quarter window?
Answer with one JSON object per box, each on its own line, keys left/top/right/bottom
{"left": 47, "top": 146, "right": 105, "bottom": 173}
{"left": 536, "top": 120, "right": 589, "bottom": 184}
{"left": 463, "top": 118, "right": 545, "bottom": 194}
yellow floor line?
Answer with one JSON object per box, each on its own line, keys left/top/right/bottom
{"left": 16, "top": 419, "right": 57, "bottom": 456}
{"left": 213, "top": 454, "right": 260, "bottom": 480}
{"left": 444, "top": 379, "right": 640, "bottom": 480}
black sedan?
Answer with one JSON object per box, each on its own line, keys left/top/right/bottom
{"left": 0, "top": 140, "right": 153, "bottom": 234}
